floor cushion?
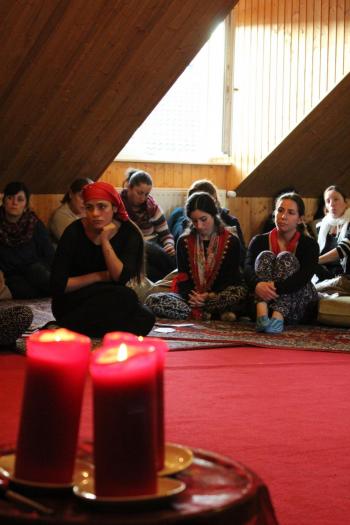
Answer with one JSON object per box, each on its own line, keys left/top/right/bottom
{"left": 318, "top": 295, "right": 350, "bottom": 327}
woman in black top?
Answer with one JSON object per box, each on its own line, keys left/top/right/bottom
{"left": 146, "top": 192, "right": 246, "bottom": 320}
{"left": 168, "top": 179, "right": 245, "bottom": 262}
{"left": 0, "top": 182, "right": 54, "bottom": 298}
{"left": 51, "top": 181, "right": 155, "bottom": 338}
{"left": 244, "top": 193, "right": 319, "bottom": 333}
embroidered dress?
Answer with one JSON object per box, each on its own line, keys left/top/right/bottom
{"left": 145, "top": 228, "right": 247, "bottom": 320}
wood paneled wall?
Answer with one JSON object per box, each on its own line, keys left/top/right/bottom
{"left": 27, "top": 160, "right": 319, "bottom": 242}
{"left": 100, "top": 161, "right": 233, "bottom": 190}
{"left": 231, "top": 0, "right": 350, "bottom": 181}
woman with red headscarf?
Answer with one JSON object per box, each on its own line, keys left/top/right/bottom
{"left": 51, "top": 181, "right": 155, "bottom": 337}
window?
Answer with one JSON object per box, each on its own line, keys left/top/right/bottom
{"left": 117, "top": 22, "right": 226, "bottom": 164}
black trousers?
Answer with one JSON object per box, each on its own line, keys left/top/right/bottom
{"left": 6, "top": 262, "right": 51, "bottom": 299}
{"left": 145, "top": 240, "right": 176, "bottom": 282}
{"left": 52, "top": 282, "right": 155, "bottom": 338}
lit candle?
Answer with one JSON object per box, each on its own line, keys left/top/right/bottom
{"left": 103, "top": 331, "right": 138, "bottom": 347}
{"left": 104, "top": 333, "right": 168, "bottom": 469}
{"left": 142, "top": 337, "right": 168, "bottom": 470}
{"left": 15, "top": 329, "right": 90, "bottom": 485}
{"left": 90, "top": 343, "right": 157, "bottom": 497}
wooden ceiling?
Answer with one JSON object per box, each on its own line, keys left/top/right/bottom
{"left": 0, "top": 0, "right": 238, "bottom": 193}
{"left": 236, "top": 72, "right": 350, "bottom": 198}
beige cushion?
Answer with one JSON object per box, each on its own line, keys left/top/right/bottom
{"left": 318, "top": 296, "right": 350, "bottom": 327}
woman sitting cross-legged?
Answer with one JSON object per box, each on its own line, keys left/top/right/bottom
{"left": 120, "top": 168, "right": 176, "bottom": 282}
{"left": 145, "top": 192, "right": 247, "bottom": 321}
{"left": 0, "top": 182, "right": 54, "bottom": 299}
{"left": 51, "top": 181, "right": 155, "bottom": 338}
{"left": 244, "top": 192, "right": 319, "bottom": 334}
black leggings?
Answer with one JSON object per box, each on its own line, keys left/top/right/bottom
{"left": 52, "top": 283, "right": 155, "bottom": 338}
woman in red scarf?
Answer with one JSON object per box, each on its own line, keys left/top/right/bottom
{"left": 145, "top": 192, "right": 247, "bottom": 320}
{"left": 51, "top": 181, "right": 155, "bottom": 337}
{"left": 244, "top": 193, "right": 319, "bottom": 333}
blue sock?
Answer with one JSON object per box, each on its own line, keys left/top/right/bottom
{"left": 265, "top": 318, "right": 284, "bottom": 334}
{"left": 256, "top": 315, "right": 270, "bottom": 332}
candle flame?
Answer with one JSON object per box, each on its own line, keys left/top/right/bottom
{"left": 98, "top": 343, "right": 129, "bottom": 364}
{"left": 38, "top": 329, "right": 76, "bottom": 343}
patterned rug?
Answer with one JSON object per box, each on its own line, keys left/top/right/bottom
{"left": 149, "top": 319, "right": 350, "bottom": 354}
{"left": 2, "top": 299, "right": 350, "bottom": 354}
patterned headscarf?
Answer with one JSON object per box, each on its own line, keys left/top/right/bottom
{"left": 82, "top": 181, "right": 129, "bottom": 222}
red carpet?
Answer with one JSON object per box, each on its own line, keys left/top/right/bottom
{"left": 163, "top": 347, "right": 350, "bottom": 525}
{"left": 151, "top": 319, "right": 350, "bottom": 353}
{"left": 1, "top": 346, "right": 350, "bottom": 525}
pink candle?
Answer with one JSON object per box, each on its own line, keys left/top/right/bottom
{"left": 91, "top": 343, "right": 157, "bottom": 497}
{"left": 142, "top": 337, "right": 168, "bottom": 470}
{"left": 15, "top": 329, "right": 90, "bottom": 485}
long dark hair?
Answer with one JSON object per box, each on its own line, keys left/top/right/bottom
{"left": 275, "top": 192, "right": 308, "bottom": 233}
{"left": 185, "top": 191, "right": 223, "bottom": 233}
{"left": 123, "top": 168, "right": 153, "bottom": 188}
{"left": 126, "top": 219, "right": 145, "bottom": 284}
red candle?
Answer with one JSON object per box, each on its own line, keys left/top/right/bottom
{"left": 142, "top": 337, "right": 168, "bottom": 470}
{"left": 103, "top": 331, "right": 138, "bottom": 347}
{"left": 91, "top": 343, "right": 157, "bottom": 497}
{"left": 15, "top": 329, "right": 90, "bottom": 485}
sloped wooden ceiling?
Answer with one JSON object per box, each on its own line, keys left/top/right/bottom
{"left": 0, "top": 0, "right": 238, "bottom": 193}
{"left": 235, "top": 72, "right": 350, "bottom": 198}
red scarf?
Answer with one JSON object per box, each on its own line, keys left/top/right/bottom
{"left": 269, "top": 227, "right": 300, "bottom": 255}
{"left": 171, "top": 229, "right": 231, "bottom": 319}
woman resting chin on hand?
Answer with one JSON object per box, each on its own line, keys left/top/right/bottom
{"left": 51, "top": 181, "right": 155, "bottom": 338}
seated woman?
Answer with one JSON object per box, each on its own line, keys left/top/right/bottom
{"left": 168, "top": 179, "right": 245, "bottom": 252}
{"left": 314, "top": 185, "right": 350, "bottom": 294}
{"left": 120, "top": 168, "right": 176, "bottom": 282}
{"left": 244, "top": 192, "right": 319, "bottom": 334}
{"left": 48, "top": 178, "right": 92, "bottom": 243}
{"left": 51, "top": 181, "right": 155, "bottom": 338}
{"left": 0, "top": 305, "right": 33, "bottom": 346}
{"left": 0, "top": 182, "right": 54, "bottom": 298}
{"left": 145, "top": 192, "right": 247, "bottom": 320}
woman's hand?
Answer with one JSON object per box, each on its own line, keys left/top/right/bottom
{"left": 99, "top": 222, "right": 120, "bottom": 243}
{"left": 164, "top": 243, "right": 176, "bottom": 256}
{"left": 188, "top": 291, "right": 209, "bottom": 307}
{"left": 255, "top": 281, "right": 278, "bottom": 302}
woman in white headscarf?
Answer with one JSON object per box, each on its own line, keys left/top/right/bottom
{"left": 314, "top": 185, "right": 350, "bottom": 294}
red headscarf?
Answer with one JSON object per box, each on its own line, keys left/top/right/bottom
{"left": 82, "top": 181, "right": 129, "bottom": 222}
